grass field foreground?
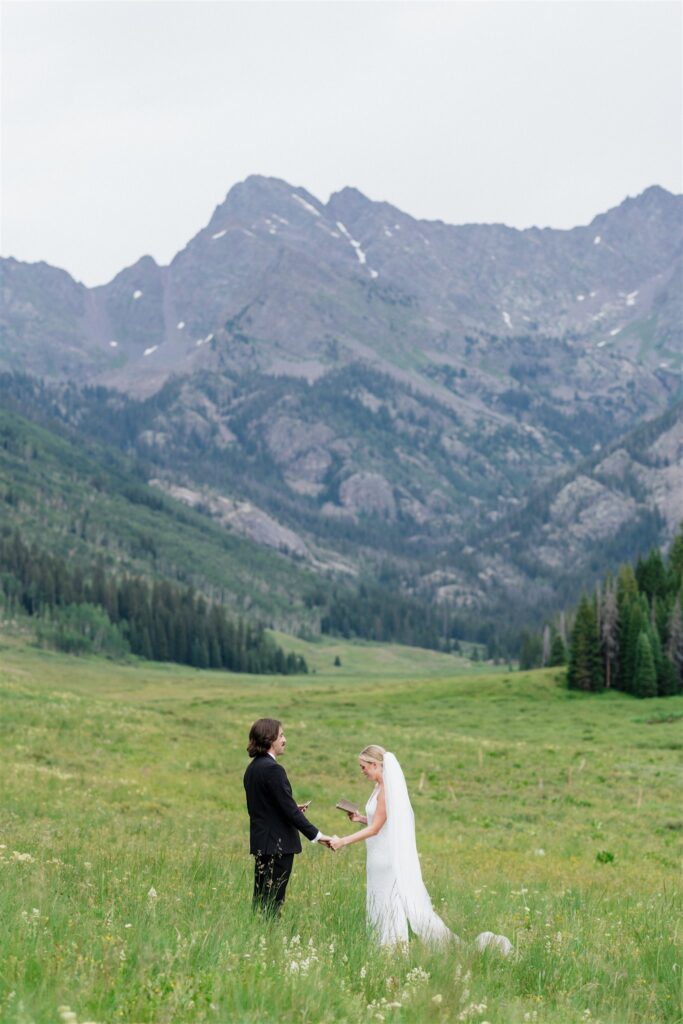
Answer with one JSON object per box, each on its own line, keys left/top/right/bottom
{"left": 0, "top": 632, "right": 681, "bottom": 1024}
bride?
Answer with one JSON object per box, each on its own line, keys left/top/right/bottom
{"left": 329, "top": 745, "right": 511, "bottom": 953}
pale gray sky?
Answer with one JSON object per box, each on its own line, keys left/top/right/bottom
{"left": 2, "top": 0, "right": 681, "bottom": 287}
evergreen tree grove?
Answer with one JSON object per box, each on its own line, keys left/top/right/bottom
{"left": 565, "top": 523, "right": 683, "bottom": 698}
{"left": 0, "top": 528, "right": 307, "bottom": 675}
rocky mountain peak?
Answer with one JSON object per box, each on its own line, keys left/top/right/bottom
{"left": 209, "top": 174, "right": 324, "bottom": 227}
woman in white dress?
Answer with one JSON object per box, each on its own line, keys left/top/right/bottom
{"left": 329, "top": 745, "right": 511, "bottom": 954}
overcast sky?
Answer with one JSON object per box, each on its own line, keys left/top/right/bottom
{"left": 2, "top": 0, "right": 681, "bottom": 287}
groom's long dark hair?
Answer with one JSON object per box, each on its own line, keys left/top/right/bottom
{"left": 247, "top": 718, "right": 282, "bottom": 757}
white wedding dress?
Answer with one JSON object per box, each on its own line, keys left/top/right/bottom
{"left": 365, "top": 752, "right": 511, "bottom": 954}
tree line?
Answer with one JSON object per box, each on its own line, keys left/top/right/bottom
{"left": 566, "top": 526, "right": 683, "bottom": 697}
{"left": 309, "top": 580, "right": 455, "bottom": 652}
{"left": 0, "top": 528, "right": 307, "bottom": 674}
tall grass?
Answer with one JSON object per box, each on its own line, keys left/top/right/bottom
{"left": 0, "top": 635, "right": 680, "bottom": 1023}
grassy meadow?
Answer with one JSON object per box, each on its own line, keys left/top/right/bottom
{"left": 0, "top": 629, "right": 681, "bottom": 1024}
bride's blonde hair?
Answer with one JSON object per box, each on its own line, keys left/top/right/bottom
{"left": 359, "top": 744, "right": 385, "bottom": 764}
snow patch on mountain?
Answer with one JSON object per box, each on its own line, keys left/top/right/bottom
{"left": 291, "top": 193, "right": 320, "bottom": 217}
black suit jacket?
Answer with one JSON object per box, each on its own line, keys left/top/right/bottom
{"left": 243, "top": 754, "right": 319, "bottom": 855}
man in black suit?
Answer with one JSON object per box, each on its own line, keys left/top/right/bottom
{"left": 244, "top": 717, "right": 331, "bottom": 914}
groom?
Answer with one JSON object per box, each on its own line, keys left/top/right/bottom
{"left": 244, "top": 717, "right": 331, "bottom": 915}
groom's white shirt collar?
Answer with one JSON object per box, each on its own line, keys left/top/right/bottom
{"left": 267, "top": 751, "right": 277, "bottom": 760}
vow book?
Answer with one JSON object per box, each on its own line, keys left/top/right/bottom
{"left": 335, "top": 799, "right": 359, "bottom": 815}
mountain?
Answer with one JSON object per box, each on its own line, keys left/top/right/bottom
{"left": 1, "top": 178, "right": 681, "bottom": 629}
{"left": 0, "top": 405, "right": 323, "bottom": 631}
{"left": 469, "top": 399, "right": 683, "bottom": 614}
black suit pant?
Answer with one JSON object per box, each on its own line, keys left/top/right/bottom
{"left": 253, "top": 852, "right": 294, "bottom": 914}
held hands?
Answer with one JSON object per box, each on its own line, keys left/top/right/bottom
{"left": 317, "top": 834, "right": 343, "bottom": 851}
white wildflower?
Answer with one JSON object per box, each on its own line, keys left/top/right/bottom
{"left": 11, "top": 851, "right": 34, "bottom": 863}
{"left": 405, "top": 965, "right": 430, "bottom": 986}
{"left": 432, "top": 993, "right": 443, "bottom": 1004}
{"left": 458, "top": 1001, "right": 488, "bottom": 1021}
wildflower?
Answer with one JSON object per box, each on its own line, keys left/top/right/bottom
{"left": 124, "top": 923, "right": 132, "bottom": 929}
{"left": 458, "top": 1001, "right": 487, "bottom": 1021}
{"left": 11, "top": 851, "right": 34, "bottom": 863}
{"left": 360, "top": 965, "right": 367, "bottom": 979}
{"left": 432, "top": 994, "right": 443, "bottom": 1004}
{"left": 147, "top": 886, "right": 158, "bottom": 907}
{"left": 534, "top": 848, "right": 546, "bottom": 856}
{"left": 405, "top": 966, "right": 430, "bottom": 984}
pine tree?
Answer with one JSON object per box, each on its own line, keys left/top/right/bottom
{"left": 666, "top": 528, "right": 683, "bottom": 593}
{"left": 619, "top": 599, "right": 646, "bottom": 694}
{"left": 648, "top": 623, "right": 666, "bottom": 694}
{"left": 658, "top": 656, "right": 679, "bottom": 697}
{"left": 633, "top": 631, "right": 657, "bottom": 698}
{"left": 549, "top": 633, "right": 566, "bottom": 666}
{"left": 567, "top": 595, "right": 604, "bottom": 692}
{"left": 615, "top": 564, "right": 638, "bottom": 690}
{"left": 636, "top": 549, "right": 667, "bottom": 602}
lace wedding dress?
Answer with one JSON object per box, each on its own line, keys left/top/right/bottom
{"left": 365, "top": 752, "right": 511, "bottom": 954}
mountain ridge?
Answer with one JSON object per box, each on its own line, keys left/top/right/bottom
{"left": 1, "top": 176, "right": 681, "bottom": 625}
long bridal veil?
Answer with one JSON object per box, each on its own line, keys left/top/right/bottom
{"left": 383, "top": 751, "right": 512, "bottom": 955}
{"left": 383, "top": 751, "right": 455, "bottom": 945}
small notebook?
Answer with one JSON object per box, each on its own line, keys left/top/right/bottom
{"left": 335, "top": 798, "right": 359, "bottom": 815}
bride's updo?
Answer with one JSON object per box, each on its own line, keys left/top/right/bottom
{"left": 359, "top": 744, "right": 385, "bottom": 764}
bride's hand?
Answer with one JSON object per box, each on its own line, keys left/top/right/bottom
{"left": 329, "top": 835, "right": 344, "bottom": 851}
{"left": 347, "top": 812, "right": 366, "bottom": 823}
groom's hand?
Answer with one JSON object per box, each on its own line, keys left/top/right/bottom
{"left": 318, "top": 834, "right": 335, "bottom": 850}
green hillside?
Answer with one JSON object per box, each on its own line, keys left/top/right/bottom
{"left": 0, "top": 633, "right": 680, "bottom": 1023}
{"left": 0, "top": 407, "right": 319, "bottom": 628}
